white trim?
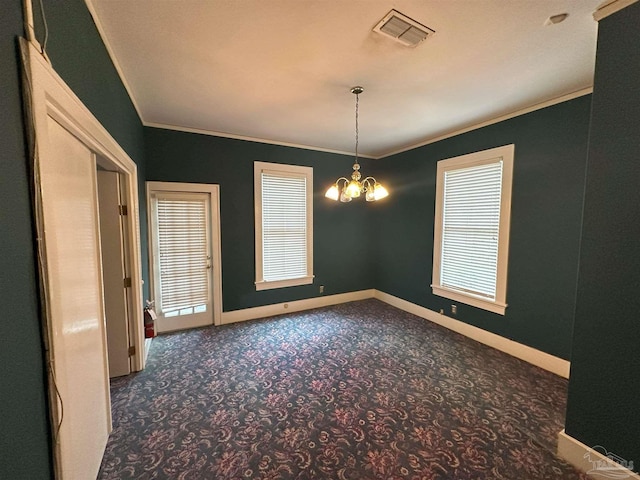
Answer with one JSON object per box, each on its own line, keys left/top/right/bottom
{"left": 373, "top": 290, "right": 571, "bottom": 378}
{"left": 72, "top": 5, "right": 593, "bottom": 164}
{"left": 376, "top": 88, "right": 593, "bottom": 159}
{"left": 21, "top": 38, "right": 146, "bottom": 478}
{"left": 431, "top": 286, "right": 507, "bottom": 315}
{"left": 23, "top": 0, "right": 36, "bottom": 44}
{"left": 83, "top": 0, "right": 145, "bottom": 121}
{"left": 254, "top": 161, "right": 314, "bottom": 291}
{"left": 145, "top": 89, "right": 592, "bottom": 161}
{"left": 218, "top": 287, "right": 570, "bottom": 378}
{"left": 594, "top": 0, "right": 639, "bottom": 21}
{"left": 221, "top": 290, "right": 375, "bottom": 325}
{"left": 21, "top": 39, "right": 146, "bottom": 373}
{"left": 144, "top": 122, "right": 376, "bottom": 159}
{"left": 146, "top": 181, "right": 224, "bottom": 328}
{"left": 255, "top": 276, "right": 315, "bottom": 291}
{"left": 558, "top": 429, "right": 640, "bottom": 479}
{"left": 431, "top": 144, "right": 514, "bottom": 315}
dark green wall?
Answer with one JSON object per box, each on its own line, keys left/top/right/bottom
{"left": 0, "top": 2, "right": 52, "bottom": 479}
{"left": 5, "top": 0, "right": 629, "bottom": 475}
{"left": 38, "top": 0, "right": 150, "bottom": 300}
{"left": 0, "top": 1, "right": 150, "bottom": 477}
{"left": 565, "top": 2, "right": 640, "bottom": 469}
{"left": 373, "top": 96, "right": 592, "bottom": 360}
{"left": 144, "top": 128, "right": 375, "bottom": 311}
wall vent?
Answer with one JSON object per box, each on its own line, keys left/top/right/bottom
{"left": 373, "top": 9, "right": 435, "bottom": 47}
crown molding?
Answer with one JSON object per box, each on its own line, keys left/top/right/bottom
{"left": 376, "top": 87, "right": 594, "bottom": 159}
{"left": 84, "top": 0, "right": 145, "bottom": 121}
{"left": 143, "top": 121, "right": 376, "bottom": 159}
{"left": 594, "top": 0, "right": 639, "bottom": 21}
{"left": 82, "top": 0, "right": 593, "bottom": 162}
{"left": 147, "top": 87, "right": 592, "bottom": 161}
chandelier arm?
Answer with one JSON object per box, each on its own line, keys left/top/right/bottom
{"left": 325, "top": 86, "right": 388, "bottom": 203}
{"left": 362, "top": 177, "right": 377, "bottom": 190}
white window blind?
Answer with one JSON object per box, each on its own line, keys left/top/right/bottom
{"left": 432, "top": 144, "right": 514, "bottom": 315}
{"left": 156, "top": 197, "right": 209, "bottom": 313}
{"left": 261, "top": 172, "right": 308, "bottom": 282}
{"left": 441, "top": 161, "right": 503, "bottom": 299}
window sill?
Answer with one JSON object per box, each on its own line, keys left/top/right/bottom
{"left": 255, "top": 276, "right": 314, "bottom": 291}
{"left": 431, "top": 285, "right": 507, "bottom": 315}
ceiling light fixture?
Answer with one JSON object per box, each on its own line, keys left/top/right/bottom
{"left": 325, "top": 87, "right": 389, "bottom": 203}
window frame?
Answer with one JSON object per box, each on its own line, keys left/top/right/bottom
{"left": 431, "top": 144, "right": 514, "bottom": 315}
{"left": 254, "top": 161, "right": 314, "bottom": 291}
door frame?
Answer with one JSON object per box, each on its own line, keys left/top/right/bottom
{"left": 21, "top": 38, "right": 146, "bottom": 476}
{"left": 147, "top": 181, "right": 223, "bottom": 328}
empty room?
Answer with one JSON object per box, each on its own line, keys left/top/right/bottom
{"left": 2, "top": 0, "right": 639, "bottom": 479}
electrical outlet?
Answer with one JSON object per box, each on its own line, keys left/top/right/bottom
{"left": 319, "top": 285, "right": 324, "bottom": 294}
{"left": 451, "top": 304, "right": 457, "bottom": 315}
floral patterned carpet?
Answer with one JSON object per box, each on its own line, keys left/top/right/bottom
{"left": 99, "top": 299, "right": 587, "bottom": 479}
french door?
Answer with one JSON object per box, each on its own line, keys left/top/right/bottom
{"left": 148, "top": 183, "right": 223, "bottom": 332}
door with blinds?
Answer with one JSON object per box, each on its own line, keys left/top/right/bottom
{"left": 150, "top": 187, "right": 219, "bottom": 332}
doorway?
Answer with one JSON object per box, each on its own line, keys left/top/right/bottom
{"left": 147, "top": 182, "right": 223, "bottom": 332}
{"left": 22, "top": 39, "right": 145, "bottom": 479}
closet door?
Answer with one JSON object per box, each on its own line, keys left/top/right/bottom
{"left": 41, "top": 117, "right": 111, "bottom": 479}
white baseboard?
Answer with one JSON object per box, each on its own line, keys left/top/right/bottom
{"left": 219, "top": 288, "right": 570, "bottom": 378}
{"left": 220, "top": 289, "right": 376, "bottom": 325}
{"left": 558, "top": 429, "right": 639, "bottom": 479}
{"left": 373, "top": 290, "right": 571, "bottom": 378}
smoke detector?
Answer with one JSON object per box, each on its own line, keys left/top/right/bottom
{"left": 373, "top": 9, "right": 435, "bottom": 47}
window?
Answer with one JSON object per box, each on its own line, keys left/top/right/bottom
{"left": 431, "top": 144, "right": 514, "bottom": 315}
{"left": 153, "top": 193, "right": 209, "bottom": 317}
{"left": 254, "top": 162, "right": 313, "bottom": 290}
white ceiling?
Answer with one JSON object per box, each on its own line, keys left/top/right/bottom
{"left": 86, "top": 0, "right": 601, "bottom": 158}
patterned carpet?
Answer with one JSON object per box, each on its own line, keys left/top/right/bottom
{"left": 99, "top": 299, "right": 587, "bottom": 479}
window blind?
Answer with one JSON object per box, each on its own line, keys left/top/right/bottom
{"left": 441, "top": 160, "right": 503, "bottom": 300}
{"left": 261, "top": 172, "right": 307, "bottom": 282}
{"left": 156, "top": 197, "right": 209, "bottom": 313}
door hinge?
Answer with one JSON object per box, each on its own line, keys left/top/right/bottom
{"left": 123, "top": 277, "right": 132, "bottom": 288}
{"left": 118, "top": 205, "right": 128, "bottom": 216}
{"left": 128, "top": 345, "right": 136, "bottom": 357}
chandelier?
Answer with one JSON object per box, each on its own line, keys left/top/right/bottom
{"left": 325, "top": 87, "right": 389, "bottom": 202}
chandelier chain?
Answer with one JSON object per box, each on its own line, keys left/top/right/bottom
{"left": 354, "top": 92, "right": 359, "bottom": 164}
{"left": 323, "top": 85, "right": 388, "bottom": 202}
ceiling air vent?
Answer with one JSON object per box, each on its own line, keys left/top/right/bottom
{"left": 373, "top": 9, "right": 435, "bottom": 47}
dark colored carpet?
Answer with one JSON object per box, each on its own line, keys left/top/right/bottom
{"left": 98, "top": 299, "right": 587, "bottom": 479}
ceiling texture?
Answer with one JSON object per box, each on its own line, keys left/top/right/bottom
{"left": 86, "top": 0, "right": 601, "bottom": 158}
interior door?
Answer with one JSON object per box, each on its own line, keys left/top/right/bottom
{"left": 41, "top": 118, "right": 111, "bottom": 479}
{"left": 97, "top": 170, "right": 131, "bottom": 378}
{"left": 150, "top": 191, "right": 214, "bottom": 332}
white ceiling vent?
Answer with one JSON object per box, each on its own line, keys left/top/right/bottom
{"left": 373, "top": 9, "right": 435, "bottom": 47}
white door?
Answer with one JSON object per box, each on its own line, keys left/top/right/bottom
{"left": 41, "top": 118, "right": 111, "bottom": 479}
{"left": 97, "top": 170, "right": 131, "bottom": 378}
{"left": 24, "top": 38, "right": 146, "bottom": 480}
{"left": 150, "top": 191, "right": 214, "bottom": 331}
